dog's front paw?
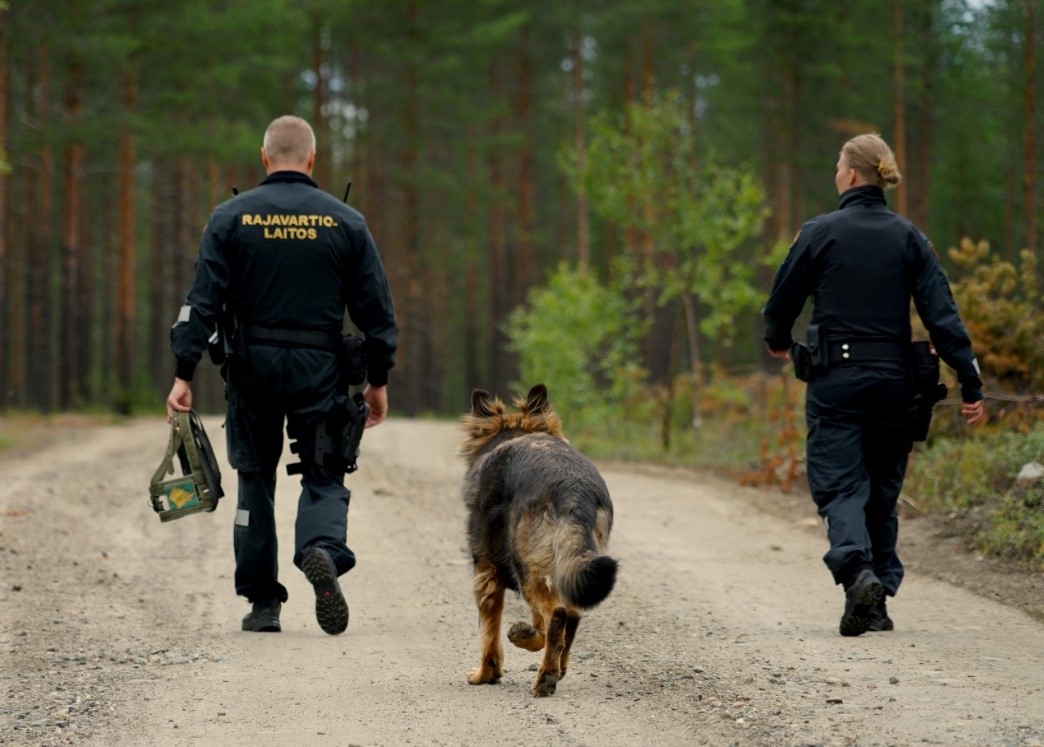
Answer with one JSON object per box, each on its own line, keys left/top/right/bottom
{"left": 508, "top": 621, "right": 544, "bottom": 651}
{"left": 467, "top": 666, "right": 503, "bottom": 685}
{"left": 531, "top": 671, "right": 560, "bottom": 697}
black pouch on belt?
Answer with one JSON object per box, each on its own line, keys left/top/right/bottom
{"left": 794, "top": 323, "right": 829, "bottom": 381}
{"left": 339, "top": 333, "right": 367, "bottom": 388}
{"left": 806, "top": 324, "right": 828, "bottom": 370}
{"left": 910, "top": 340, "right": 942, "bottom": 389}
{"left": 908, "top": 341, "right": 948, "bottom": 442}
{"left": 791, "top": 342, "right": 813, "bottom": 382}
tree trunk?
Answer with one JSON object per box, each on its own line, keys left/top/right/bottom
{"left": 29, "top": 45, "right": 56, "bottom": 411}
{"left": 77, "top": 172, "right": 92, "bottom": 403}
{"left": 911, "top": 2, "right": 933, "bottom": 231}
{"left": 0, "top": 7, "right": 8, "bottom": 408}
{"left": 463, "top": 132, "right": 482, "bottom": 392}
{"left": 171, "top": 159, "right": 187, "bottom": 301}
{"left": 148, "top": 158, "right": 170, "bottom": 390}
{"left": 571, "top": 28, "right": 590, "bottom": 272}
{"left": 400, "top": 0, "right": 422, "bottom": 413}
{"left": 514, "top": 25, "right": 534, "bottom": 305}
{"left": 60, "top": 20, "right": 85, "bottom": 408}
{"left": 98, "top": 180, "right": 114, "bottom": 401}
{"left": 681, "top": 293, "right": 704, "bottom": 430}
{"left": 114, "top": 65, "right": 137, "bottom": 412}
{"left": 660, "top": 307, "right": 685, "bottom": 451}
{"left": 348, "top": 40, "right": 363, "bottom": 214}
{"left": 892, "top": 0, "right": 908, "bottom": 216}
{"left": 769, "top": 23, "right": 795, "bottom": 242}
{"left": 1021, "top": 0, "right": 1037, "bottom": 255}
{"left": 487, "top": 61, "right": 511, "bottom": 397}
{"left": 1005, "top": 141, "right": 1017, "bottom": 259}
{"left": 311, "top": 13, "right": 331, "bottom": 191}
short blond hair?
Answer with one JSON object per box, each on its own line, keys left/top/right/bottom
{"left": 841, "top": 133, "right": 901, "bottom": 189}
{"left": 262, "top": 115, "right": 316, "bottom": 166}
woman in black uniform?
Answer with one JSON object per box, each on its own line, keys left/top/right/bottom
{"left": 762, "top": 133, "right": 985, "bottom": 636}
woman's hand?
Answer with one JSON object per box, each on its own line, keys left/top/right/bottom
{"left": 362, "top": 384, "right": 388, "bottom": 428}
{"left": 961, "top": 399, "right": 985, "bottom": 426}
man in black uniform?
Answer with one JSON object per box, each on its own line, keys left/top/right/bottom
{"left": 166, "top": 115, "right": 398, "bottom": 636}
{"left": 762, "top": 133, "right": 985, "bottom": 636}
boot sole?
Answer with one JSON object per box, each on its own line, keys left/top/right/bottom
{"left": 840, "top": 579, "right": 884, "bottom": 637}
{"left": 303, "top": 548, "right": 349, "bottom": 635}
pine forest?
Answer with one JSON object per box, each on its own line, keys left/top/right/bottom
{"left": 0, "top": 0, "right": 1039, "bottom": 424}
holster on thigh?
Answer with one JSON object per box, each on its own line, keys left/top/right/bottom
{"left": 287, "top": 393, "right": 370, "bottom": 476}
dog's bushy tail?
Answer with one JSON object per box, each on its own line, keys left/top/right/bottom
{"left": 557, "top": 554, "right": 618, "bottom": 609}
{"left": 554, "top": 522, "right": 617, "bottom": 609}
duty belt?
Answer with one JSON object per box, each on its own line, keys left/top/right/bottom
{"left": 827, "top": 340, "right": 908, "bottom": 364}
{"left": 241, "top": 325, "right": 341, "bottom": 352}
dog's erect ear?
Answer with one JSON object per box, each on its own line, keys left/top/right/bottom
{"left": 524, "top": 384, "right": 549, "bottom": 414}
{"left": 471, "top": 389, "right": 499, "bottom": 416}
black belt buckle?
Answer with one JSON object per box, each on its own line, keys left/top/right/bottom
{"left": 829, "top": 340, "right": 908, "bottom": 364}
{"left": 833, "top": 341, "right": 856, "bottom": 363}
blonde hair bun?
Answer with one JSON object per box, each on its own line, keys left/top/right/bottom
{"left": 843, "top": 133, "right": 902, "bottom": 189}
{"left": 877, "top": 158, "right": 901, "bottom": 186}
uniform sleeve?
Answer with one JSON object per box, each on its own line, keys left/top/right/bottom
{"left": 344, "top": 223, "right": 398, "bottom": 387}
{"left": 169, "top": 213, "right": 233, "bottom": 382}
{"left": 909, "top": 234, "right": 983, "bottom": 402}
{"left": 762, "top": 227, "right": 815, "bottom": 351}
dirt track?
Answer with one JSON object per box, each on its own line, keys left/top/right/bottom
{"left": 1, "top": 416, "right": 1042, "bottom": 746}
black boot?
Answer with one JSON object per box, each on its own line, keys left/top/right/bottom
{"left": 242, "top": 599, "right": 282, "bottom": 632}
{"left": 839, "top": 569, "right": 884, "bottom": 637}
{"left": 302, "top": 546, "right": 349, "bottom": 635}
{"left": 867, "top": 598, "right": 894, "bottom": 632}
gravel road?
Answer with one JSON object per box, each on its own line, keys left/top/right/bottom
{"left": 1, "top": 416, "right": 1041, "bottom": 746}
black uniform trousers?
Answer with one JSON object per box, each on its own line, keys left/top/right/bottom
{"left": 805, "top": 363, "right": 913, "bottom": 596}
{"left": 225, "top": 345, "right": 357, "bottom": 604}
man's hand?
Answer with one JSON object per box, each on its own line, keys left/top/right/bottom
{"left": 362, "top": 384, "right": 387, "bottom": 428}
{"left": 166, "top": 378, "right": 193, "bottom": 423}
{"left": 961, "top": 399, "right": 986, "bottom": 426}
{"left": 767, "top": 347, "right": 791, "bottom": 362}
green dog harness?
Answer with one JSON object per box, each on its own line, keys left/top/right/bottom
{"left": 149, "top": 411, "right": 224, "bottom": 522}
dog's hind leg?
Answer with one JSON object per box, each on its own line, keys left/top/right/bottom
{"left": 559, "top": 611, "right": 581, "bottom": 678}
{"left": 532, "top": 606, "right": 568, "bottom": 697}
{"left": 467, "top": 562, "right": 505, "bottom": 685}
{"left": 508, "top": 613, "right": 545, "bottom": 651}
{"left": 508, "top": 575, "right": 555, "bottom": 651}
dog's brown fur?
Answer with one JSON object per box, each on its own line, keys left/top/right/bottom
{"left": 460, "top": 384, "right": 617, "bottom": 697}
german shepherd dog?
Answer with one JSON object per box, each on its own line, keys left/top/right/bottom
{"left": 460, "top": 384, "right": 617, "bottom": 697}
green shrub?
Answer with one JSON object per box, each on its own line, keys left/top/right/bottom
{"left": 906, "top": 424, "right": 1043, "bottom": 567}
{"left": 505, "top": 263, "right": 649, "bottom": 437}
{"left": 983, "top": 492, "right": 1044, "bottom": 568}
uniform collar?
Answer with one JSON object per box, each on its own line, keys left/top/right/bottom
{"left": 260, "top": 170, "right": 319, "bottom": 188}
{"left": 837, "top": 185, "right": 886, "bottom": 210}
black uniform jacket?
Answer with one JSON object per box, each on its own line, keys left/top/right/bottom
{"left": 762, "top": 185, "right": 982, "bottom": 402}
{"left": 171, "top": 171, "right": 398, "bottom": 385}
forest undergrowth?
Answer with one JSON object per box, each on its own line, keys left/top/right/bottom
{"left": 574, "top": 381, "right": 1043, "bottom": 572}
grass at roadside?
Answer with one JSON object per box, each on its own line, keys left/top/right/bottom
{"left": 0, "top": 411, "right": 124, "bottom": 457}
{"left": 4, "top": 405, "right": 1039, "bottom": 570}
{"left": 575, "top": 409, "right": 1043, "bottom": 572}
{"left": 904, "top": 423, "right": 1043, "bottom": 570}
